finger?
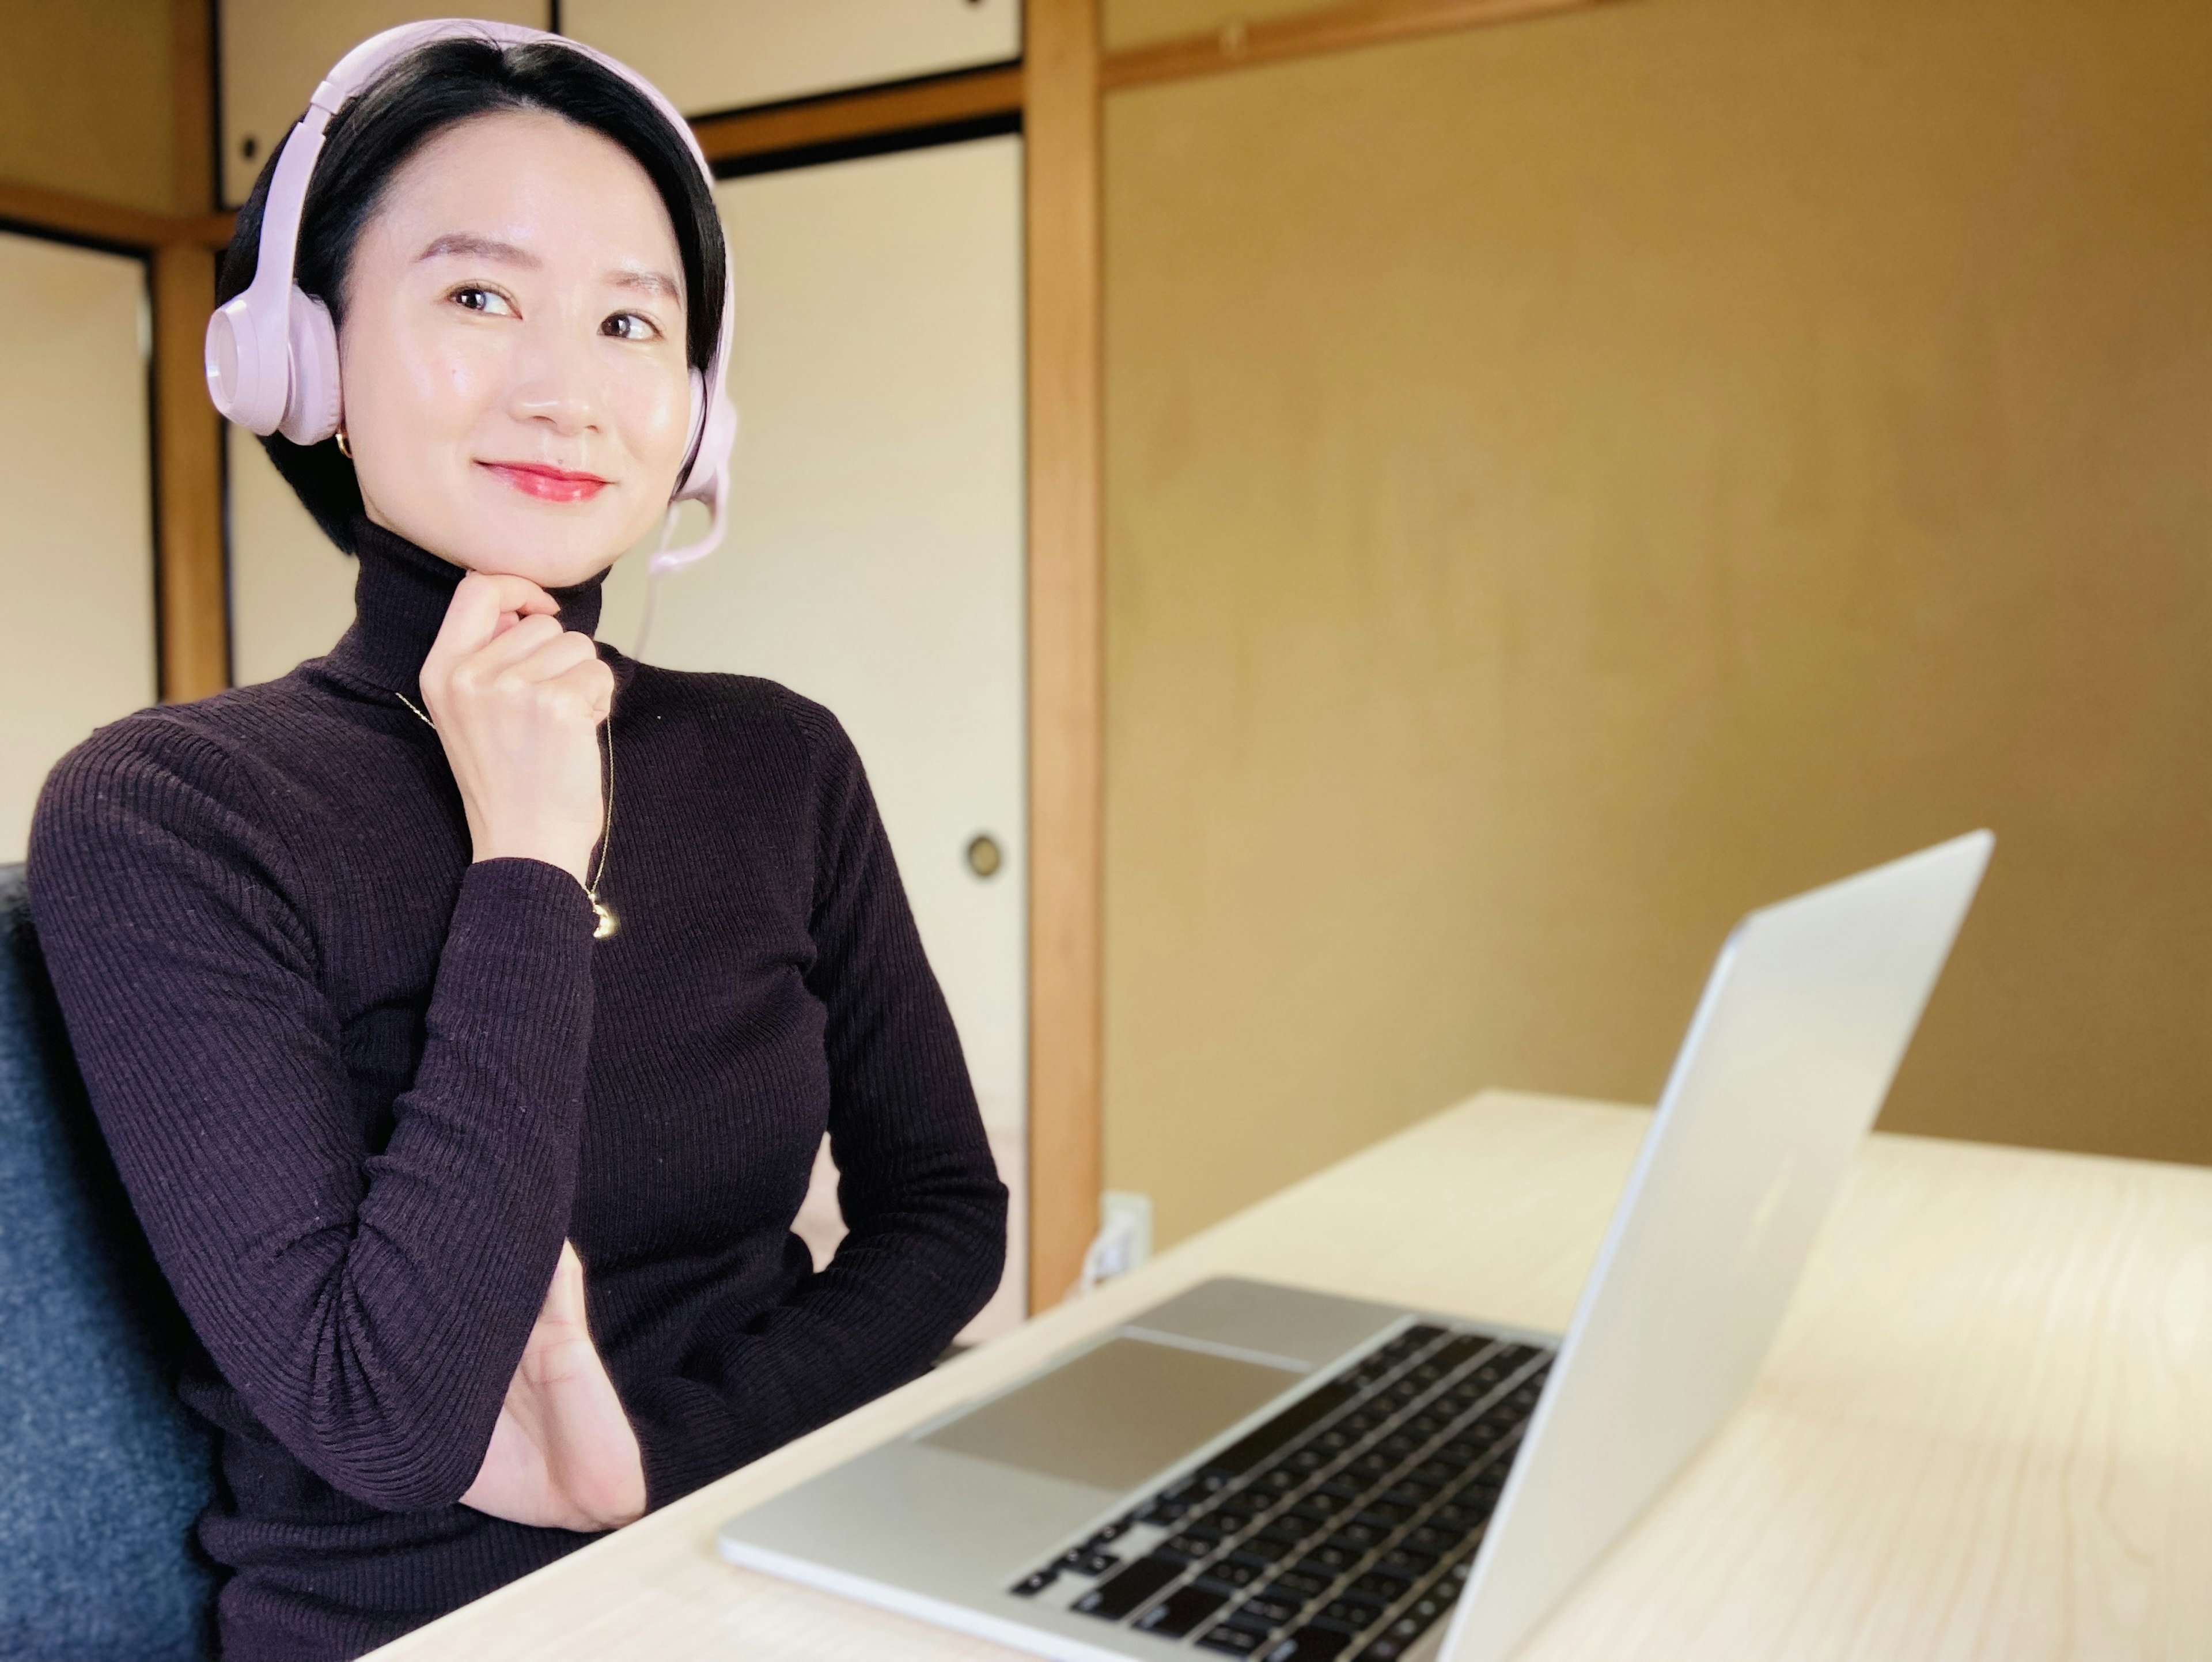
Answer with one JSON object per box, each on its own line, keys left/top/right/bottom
{"left": 426, "top": 573, "right": 559, "bottom": 667}
{"left": 545, "top": 1241, "right": 589, "bottom": 1327}
{"left": 489, "top": 629, "right": 602, "bottom": 686}
{"left": 543, "top": 656, "right": 616, "bottom": 724}
{"left": 464, "top": 612, "right": 573, "bottom": 677}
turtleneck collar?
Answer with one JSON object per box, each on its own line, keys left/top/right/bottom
{"left": 325, "top": 514, "right": 611, "bottom": 705}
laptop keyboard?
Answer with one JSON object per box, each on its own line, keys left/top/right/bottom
{"left": 1007, "top": 1323, "right": 1554, "bottom": 1661}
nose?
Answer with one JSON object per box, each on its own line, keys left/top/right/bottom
{"left": 506, "top": 317, "right": 602, "bottom": 438}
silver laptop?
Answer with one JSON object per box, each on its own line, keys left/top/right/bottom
{"left": 721, "top": 831, "right": 1993, "bottom": 1662}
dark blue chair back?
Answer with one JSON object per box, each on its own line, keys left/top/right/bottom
{"left": 1, "top": 864, "right": 217, "bottom": 1661}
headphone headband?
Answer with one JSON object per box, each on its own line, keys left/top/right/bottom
{"left": 205, "top": 18, "right": 737, "bottom": 582}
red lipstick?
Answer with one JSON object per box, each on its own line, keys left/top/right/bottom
{"left": 479, "top": 461, "right": 609, "bottom": 503}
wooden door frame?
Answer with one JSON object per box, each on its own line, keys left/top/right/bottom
{"left": 6, "top": 0, "right": 1614, "bottom": 1315}
{"left": 1021, "top": 0, "right": 1104, "bottom": 1309}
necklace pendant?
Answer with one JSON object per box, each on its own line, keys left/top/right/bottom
{"left": 592, "top": 899, "right": 619, "bottom": 941}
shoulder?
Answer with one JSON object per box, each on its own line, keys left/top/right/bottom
{"left": 615, "top": 661, "right": 863, "bottom": 779}
{"left": 37, "top": 673, "right": 340, "bottom": 811}
{"left": 29, "top": 678, "right": 329, "bottom": 890}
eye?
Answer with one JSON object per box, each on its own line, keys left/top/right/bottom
{"left": 450, "top": 285, "right": 516, "bottom": 317}
{"left": 602, "top": 312, "right": 662, "bottom": 343}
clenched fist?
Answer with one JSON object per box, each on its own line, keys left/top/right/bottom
{"left": 418, "top": 571, "right": 612, "bottom": 888}
{"left": 461, "top": 1241, "right": 645, "bottom": 1533}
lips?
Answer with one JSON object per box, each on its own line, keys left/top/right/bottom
{"left": 479, "top": 461, "right": 610, "bottom": 503}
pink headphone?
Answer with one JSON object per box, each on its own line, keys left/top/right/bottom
{"left": 203, "top": 18, "right": 738, "bottom": 600}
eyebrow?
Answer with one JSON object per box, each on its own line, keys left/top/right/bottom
{"left": 416, "top": 232, "right": 540, "bottom": 267}
{"left": 415, "top": 234, "right": 681, "bottom": 305}
{"left": 415, "top": 234, "right": 679, "bottom": 304}
{"left": 608, "top": 267, "right": 681, "bottom": 301}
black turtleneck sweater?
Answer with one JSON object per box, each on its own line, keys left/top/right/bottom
{"left": 24, "top": 519, "right": 1007, "bottom": 1661}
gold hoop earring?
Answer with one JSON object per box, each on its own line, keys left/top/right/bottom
{"left": 335, "top": 427, "right": 353, "bottom": 459}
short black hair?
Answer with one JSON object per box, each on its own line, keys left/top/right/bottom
{"left": 218, "top": 36, "right": 726, "bottom": 552}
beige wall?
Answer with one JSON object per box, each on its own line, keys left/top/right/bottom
{"left": 0, "top": 232, "right": 157, "bottom": 864}
{"left": 0, "top": 0, "right": 177, "bottom": 212}
{"left": 1103, "top": 0, "right": 2212, "bottom": 1247}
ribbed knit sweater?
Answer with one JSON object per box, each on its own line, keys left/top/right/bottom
{"left": 24, "top": 518, "right": 1007, "bottom": 1661}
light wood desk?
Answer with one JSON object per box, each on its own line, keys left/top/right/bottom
{"left": 371, "top": 1090, "right": 2212, "bottom": 1661}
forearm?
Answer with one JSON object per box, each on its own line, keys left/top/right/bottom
{"left": 262, "top": 858, "right": 602, "bottom": 1505}
{"left": 624, "top": 1159, "right": 1007, "bottom": 1508}
{"left": 37, "top": 835, "right": 600, "bottom": 1510}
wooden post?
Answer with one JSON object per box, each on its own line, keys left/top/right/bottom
{"left": 152, "top": 241, "right": 228, "bottom": 702}
{"left": 1024, "top": 0, "right": 1104, "bottom": 1309}
{"left": 153, "top": 0, "right": 228, "bottom": 703}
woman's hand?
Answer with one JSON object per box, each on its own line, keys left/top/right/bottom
{"left": 418, "top": 572, "right": 612, "bottom": 888}
{"left": 461, "top": 1241, "right": 646, "bottom": 1532}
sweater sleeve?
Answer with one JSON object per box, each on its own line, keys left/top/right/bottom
{"left": 25, "top": 717, "right": 600, "bottom": 1513}
{"left": 624, "top": 697, "right": 1009, "bottom": 1508}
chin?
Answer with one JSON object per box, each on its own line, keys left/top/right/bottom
{"left": 366, "top": 476, "right": 654, "bottom": 590}
{"left": 469, "top": 508, "right": 633, "bottom": 588}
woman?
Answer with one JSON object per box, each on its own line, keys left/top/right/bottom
{"left": 26, "top": 26, "right": 1006, "bottom": 1661}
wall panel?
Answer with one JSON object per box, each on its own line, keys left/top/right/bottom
{"left": 563, "top": 0, "right": 1019, "bottom": 120}
{"left": 226, "top": 425, "right": 357, "bottom": 686}
{"left": 0, "top": 0, "right": 177, "bottom": 213}
{"left": 1105, "top": 0, "right": 1332, "bottom": 51}
{"left": 1103, "top": 0, "right": 2212, "bottom": 1245}
{"left": 218, "top": 0, "right": 551, "bottom": 206}
{"left": 0, "top": 232, "right": 157, "bottom": 862}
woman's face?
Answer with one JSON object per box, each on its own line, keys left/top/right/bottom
{"left": 338, "top": 108, "right": 695, "bottom": 588}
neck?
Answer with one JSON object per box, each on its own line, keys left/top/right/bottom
{"left": 327, "top": 515, "right": 609, "bottom": 703}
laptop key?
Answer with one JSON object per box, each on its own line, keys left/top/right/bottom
{"left": 1197, "top": 1623, "right": 1270, "bottom": 1656}
{"left": 1320, "top": 1594, "right": 1390, "bottom": 1627}
{"left": 1009, "top": 1568, "right": 1057, "bottom": 1596}
{"left": 1199, "top": 1561, "right": 1263, "bottom": 1592}
{"left": 1136, "top": 1584, "right": 1232, "bottom": 1638}
{"left": 1302, "top": 1541, "right": 1363, "bottom": 1575}
{"left": 1376, "top": 1547, "right": 1438, "bottom": 1578}
{"left": 1356, "top": 1589, "right": 1458, "bottom": 1657}
{"left": 1429, "top": 1501, "right": 1488, "bottom": 1538}
{"left": 1060, "top": 1549, "right": 1120, "bottom": 1576}
{"left": 1073, "top": 1554, "right": 1182, "bottom": 1621}
{"left": 1205, "top": 1384, "right": 1357, "bottom": 1479}
{"left": 1431, "top": 1335, "right": 1491, "bottom": 1370}
{"left": 1394, "top": 1588, "right": 1455, "bottom": 1633}
{"left": 1270, "top": 1565, "right": 1334, "bottom": 1599}
{"left": 1350, "top": 1569, "right": 1412, "bottom": 1601}
{"left": 1241, "top": 1589, "right": 1306, "bottom": 1627}
{"left": 1264, "top": 1626, "right": 1355, "bottom": 1660}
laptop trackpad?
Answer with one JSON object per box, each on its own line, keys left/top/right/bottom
{"left": 918, "top": 1336, "right": 1304, "bottom": 1492}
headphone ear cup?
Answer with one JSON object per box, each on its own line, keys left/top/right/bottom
{"left": 277, "top": 289, "right": 343, "bottom": 446}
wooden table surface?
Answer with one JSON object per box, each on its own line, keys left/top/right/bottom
{"left": 369, "top": 1089, "right": 2212, "bottom": 1661}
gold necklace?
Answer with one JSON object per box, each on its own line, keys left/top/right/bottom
{"left": 394, "top": 689, "right": 620, "bottom": 941}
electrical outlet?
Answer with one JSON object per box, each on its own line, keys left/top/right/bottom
{"left": 1077, "top": 1190, "right": 1155, "bottom": 1296}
